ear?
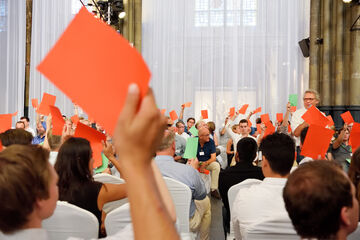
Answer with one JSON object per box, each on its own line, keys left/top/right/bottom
{"left": 262, "top": 155, "right": 268, "bottom": 167}
{"left": 235, "top": 152, "right": 239, "bottom": 162}
{"left": 340, "top": 206, "right": 352, "bottom": 227}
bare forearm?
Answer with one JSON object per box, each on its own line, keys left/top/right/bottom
{"left": 294, "top": 122, "right": 308, "bottom": 137}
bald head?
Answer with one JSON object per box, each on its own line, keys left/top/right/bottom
{"left": 198, "top": 127, "right": 210, "bottom": 144}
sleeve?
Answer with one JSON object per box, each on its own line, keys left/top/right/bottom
{"left": 290, "top": 110, "right": 303, "bottom": 133}
{"left": 191, "top": 169, "right": 207, "bottom": 200}
{"left": 225, "top": 119, "right": 238, "bottom": 142}
{"left": 210, "top": 139, "right": 216, "bottom": 154}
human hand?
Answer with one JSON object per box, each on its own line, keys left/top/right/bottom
{"left": 286, "top": 102, "right": 291, "bottom": 112}
{"left": 187, "top": 158, "right": 199, "bottom": 170}
{"left": 199, "top": 162, "right": 207, "bottom": 173}
{"left": 102, "top": 140, "right": 115, "bottom": 160}
{"left": 46, "top": 114, "right": 52, "bottom": 131}
{"left": 113, "top": 84, "right": 167, "bottom": 171}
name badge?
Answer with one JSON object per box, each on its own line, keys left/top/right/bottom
{"left": 199, "top": 151, "right": 204, "bottom": 156}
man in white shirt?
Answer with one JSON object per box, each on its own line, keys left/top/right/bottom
{"left": 225, "top": 118, "right": 256, "bottom": 154}
{"left": 290, "top": 89, "right": 320, "bottom": 163}
{"left": 20, "top": 116, "right": 36, "bottom": 137}
{"left": 232, "top": 133, "right": 296, "bottom": 239}
{"left": 176, "top": 121, "right": 190, "bottom": 140}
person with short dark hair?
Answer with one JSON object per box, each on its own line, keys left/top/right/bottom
{"left": 15, "top": 121, "right": 25, "bottom": 129}
{"left": 0, "top": 129, "right": 33, "bottom": 148}
{"left": 219, "top": 137, "right": 264, "bottom": 234}
{"left": 284, "top": 161, "right": 358, "bottom": 240}
{"left": 20, "top": 116, "right": 36, "bottom": 137}
{"left": 232, "top": 133, "right": 296, "bottom": 239}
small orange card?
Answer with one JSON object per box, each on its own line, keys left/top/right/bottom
{"left": 238, "top": 104, "right": 249, "bottom": 114}
{"left": 276, "top": 113, "right": 283, "bottom": 123}
{"left": 341, "top": 111, "right": 354, "bottom": 124}
{"left": 247, "top": 120, "right": 252, "bottom": 128}
{"left": 300, "top": 124, "right": 334, "bottom": 159}
{"left": 253, "top": 107, "right": 261, "bottom": 114}
{"left": 201, "top": 110, "right": 208, "bottom": 119}
{"left": 350, "top": 123, "right": 360, "bottom": 152}
{"left": 256, "top": 123, "right": 262, "bottom": 134}
{"left": 37, "top": 93, "right": 56, "bottom": 116}
{"left": 31, "top": 98, "right": 38, "bottom": 109}
{"left": 229, "top": 107, "right": 235, "bottom": 117}
{"left": 260, "top": 114, "right": 270, "bottom": 123}
{"left": 160, "top": 109, "right": 166, "bottom": 115}
{"left": 37, "top": 7, "right": 151, "bottom": 134}
{"left": 0, "top": 114, "right": 12, "bottom": 133}
{"left": 326, "top": 115, "right": 334, "bottom": 127}
{"left": 71, "top": 115, "right": 79, "bottom": 125}
{"left": 184, "top": 102, "right": 192, "bottom": 108}
{"left": 49, "top": 106, "right": 65, "bottom": 135}
{"left": 301, "top": 106, "right": 329, "bottom": 128}
{"left": 169, "top": 110, "right": 178, "bottom": 121}
{"left": 290, "top": 106, "right": 297, "bottom": 112}
{"left": 263, "top": 121, "right": 275, "bottom": 137}
{"left": 74, "top": 122, "right": 106, "bottom": 169}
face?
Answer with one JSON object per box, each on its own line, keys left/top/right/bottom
{"left": 344, "top": 129, "right": 350, "bottom": 142}
{"left": 38, "top": 164, "right": 59, "bottom": 219}
{"left": 199, "top": 129, "right": 210, "bottom": 143}
{"left": 20, "top": 119, "right": 29, "bottom": 128}
{"left": 303, "top": 92, "right": 319, "bottom": 109}
{"left": 36, "top": 123, "right": 45, "bottom": 135}
{"left": 187, "top": 119, "right": 195, "bottom": 129}
{"left": 239, "top": 123, "right": 248, "bottom": 135}
{"left": 177, "top": 123, "right": 185, "bottom": 134}
{"left": 16, "top": 122, "right": 25, "bottom": 129}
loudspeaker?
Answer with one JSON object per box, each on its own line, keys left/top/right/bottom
{"left": 298, "top": 38, "right": 310, "bottom": 57}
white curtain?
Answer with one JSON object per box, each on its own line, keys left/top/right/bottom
{"left": 29, "top": 0, "right": 88, "bottom": 129}
{"left": 0, "top": 0, "right": 26, "bottom": 123}
{"left": 142, "top": 0, "right": 310, "bottom": 127}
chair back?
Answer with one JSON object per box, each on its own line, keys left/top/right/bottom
{"left": 43, "top": 201, "right": 98, "bottom": 240}
{"left": 104, "top": 203, "right": 131, "bottom": 236}
{"left": 164, "top": 177, "right": 192, "bottom": 234}
{"left": 227, "top": 179, "right": 262, "bottom": 239}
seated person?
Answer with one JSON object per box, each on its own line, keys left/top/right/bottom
{"left": 0, "top": 129, "right": 33, "bottom": 148}
{"left": 232, "top": 133, "right": 295, "bottom": 239}
{"left": 219, "top": 137, "right": 264, "bottom": 234}
{"left": 283, "top": 161, "right": 358, "bottom": 239}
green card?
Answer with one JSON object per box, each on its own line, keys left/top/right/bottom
{"left": 289, "top": 94, "right": 298, "bottom": 107}
{"left": 183, "top": 137, "right": 199, "bottom": 159}
{"left": 189, "top": 126, "right": 198, "bottom": 137}
{"left": 94, "top": 153, "right": 109, "bottom": 174}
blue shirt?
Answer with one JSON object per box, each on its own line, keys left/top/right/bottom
{"left": 154, "top": 155, "right": 207, "bottom": 218}
{"left": 197, "top": 138, "right": 216, "bottom": 162}
{"left": 32, "top": 135, "right": 45, "bottom": 145}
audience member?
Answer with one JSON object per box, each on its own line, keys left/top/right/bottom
{"left": 197, "top": 127, "right": 221, "bottom": 199}
{"left": 207, "top": 121, "right": 219, "bottom": 146}
{"left": 167, "top": 117, "right": 187, "bottom": 164}
{"left": 284, "top": 161, "right": 358, "bottom": 240}
{"left": 155, "top": 130, "right": 210, "bottom": 240}
{"left": 0, "top": 129, "right": 33, "bottom": 148}
{"left": 226, "top": 118, "right": 256, "bottom": 155}
{"left": 32, "top": 121, "right": 46, "bottom": 145}
{"left": 291, "top": 89, "right": 320, "bottom": 163}
{"left": 20, "top": 116, "right": 36, "bottom": 137}
{"left": 219, "top": 137, "right": 264, "bottom": 234}
{"left": 348, "top": 147, "right": 360, "bottom": 204}
{"left": 15, "top": 121, "right": 25, "bottom": 129}
{"left": 332, "top": 124, "right": 351, "bottom": 172}
{"left": 232, "top": 133, "right": 295, "bottom": 239}
{"left": 176, "top": 121, "right": 190, "bottom": 140}
{"left": 185, "top": 117, "right": 196, "bottom": 135}
{"left": 276, "top": 102, "right": 291, "bottom": 135}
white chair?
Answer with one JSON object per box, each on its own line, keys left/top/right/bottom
{"left": 104, "top": 203, "right": 131, "bottom": 236}
{"left": 227, "top": 179, "right": 262, "bottom": 240}
{"left": 349, "top": 223, "right": 360, "bottom": 240}
{"left": 43, "top": 201, "right": 98, "bottom": 240}
{"left": 93, "top": 173, "right": 128, "bottom": 214}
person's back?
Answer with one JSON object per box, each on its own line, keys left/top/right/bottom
{"left": 231, "top": 133, "right": 295, "bottom": 239}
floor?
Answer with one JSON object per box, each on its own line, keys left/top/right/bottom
{"left": 209, "top": 195, "right": 225, "bottom": 240}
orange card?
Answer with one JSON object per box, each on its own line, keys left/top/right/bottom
{"left": 247, "top": 120, "right": 252, "bottom": 128}
{"left": 288, "top": 125, "right": 292, "bottom": 133}
{"left": 49, "top": 106, "right": 65, "bottom": 135}
{"left": 326, "top": 115, "right": 334, "bottom": 127}
{"left": 0, "top": 114, "right": 12, "bottom": 133}
{"left": 229, "top": 107, "right": 235, "bottom": 117}
{"left": 350, "top": 123, "right": 360, "bottom": 152}
{"left": 11, "top": 111, "right": 18, "bottom": 117}
{"left": 290, "top": 106, "right": 297, "bottom": 112}
{"left": 260, "top": 114, "right": 270, "bottom": 123}
{"left": 201, "top": 110, "right": 208, "bottom": 119}
{"left": 169, "top": 110, "right": 178, "bottom": 121}
{"left": 253, "top": 107, "right": 261, "bottom": 114}
{"left": 0, "top": 140, "right": 2, "bottom": 152}
{"left": 238, "top": 104, "right": 249, "bottom": 114}
{"left": 300, "top": 124, "right": 334, "bottom": 159}
{"left": 256, "top": 123, "right": 262, "bottom": 134}
{"left": 37, "top": 93, "right": 56, "bottom": 116}
{"left": 263, "top": 121, "right": 275, "bottom": 137}
{"left": 276, "top": 113, "right": 283, "bottom": 123}
{"left": 74, "top": 122, "right": 106, "bottom": 169}
{"left": 160, "top": 109, "right": 166, "bottom": 115}
{"left": 31, "top": 98, "right": 38, "bottom": 109}
{"left": 37, "top": 7, "right": 151, "bottom": 134}
{"left": 301, "top": 106, "right": 329, "bottom": 128}
{"left": 71, "top": 115, "right": 79, "bottom": 125}
{"left": 341, "top": 111, "right": 354, "bottom": 124}
{"left": 184, "top": 102, "right": 192, "bottom": 108}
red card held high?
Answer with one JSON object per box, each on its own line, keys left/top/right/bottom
{"left": 184, "top": 102, "right": 192, "bottom": 108}
{"left": 341, "top": 111, "right": 354, "bottom": 124}
{"left": 169, "top": 110, "right": 178, "bottom": 121}
{"left": 37, "top": 93, "right": 56, "bottom": 116}
{"left": 276, "top": 113, "right": 283, "bottom": 123}
{"left": 253, "top": 107, "right": 261, "bottom": 114}
{"left": 301, "top": 106, "right": 329, "bottom": 128}
{"left": 350, "top": 123, "right": 360, "bottom": 152}
{"left": 300, "top": 124, "right": 334, "bottom": 160}
{"left": 238, "top": 104, "right": 249, "bottom": 114}
{"left": 229, "top": 107, "right": 235, "bottom": 117}
{"left": 260, "top": 114, "right": 270, "bottom": 123}
{"left": 74, "top": 122, "right": 106, "bottom": 169}
{"left": 49, "top": 106, "right": 65, "bottom": 135}
{"left": 0, "top": 114, "right": 12, "bottom": 133}
{"left": 201, "top": 110, "right": 208, "bottom": 119}
{"left": 32, "top": 98, "right": 38, "bottom": 109}
{"left": 37, "top": 7, "right": 151, "bottom": 134}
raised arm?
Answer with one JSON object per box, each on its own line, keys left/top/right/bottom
{"left": 179, "top": 104, "right": 185, "bottom": 121}
{"left": 332, "top": 124, "right": 347, "bottom": 149}
{"left": 281, "top": 102, "right": 291, "bottom": 128}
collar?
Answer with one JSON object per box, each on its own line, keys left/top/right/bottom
{"left": 262, "top": 177, "right": 287, "bottom": 185}
{"left": 155, "top": 155, "right": 175, "bottom": 162}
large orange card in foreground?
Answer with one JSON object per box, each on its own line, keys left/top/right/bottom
{"left": 37, "top": 7, "right": 151, "bottom": 135}
{"left": 0, "top": 114, "right": 12, "bottom": 133}
{"left": 300, "top": 124, "right": 334, "bottom": 159}
{"left": 301, "top": 106, "right": 329, "bottom": 128}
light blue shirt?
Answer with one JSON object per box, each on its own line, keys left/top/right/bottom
{"left": 154, "top": 155, "right": 207, "bottom": 218}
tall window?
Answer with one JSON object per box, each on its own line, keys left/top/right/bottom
{"left": 195, "top": 0, "right": 257, "bottom": 27}
{"left": 0, "top": 0, "right": 6, "bottom": 32}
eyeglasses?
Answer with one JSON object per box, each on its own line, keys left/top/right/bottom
{"left": 303, "top": 98, "right": 315, "bottom": 101}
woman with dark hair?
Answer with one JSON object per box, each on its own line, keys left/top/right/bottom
{"left": 54, "top": 137, "right": 126, "bottom": 237}
{"left": 348, "top": 147, "right": 360, "bottom": 207}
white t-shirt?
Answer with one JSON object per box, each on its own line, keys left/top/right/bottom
{"left": 225, "top": 120, "right": 256, "bottom": 153}
{"left": 290, "top": 108, "right": 307, "bottom": 147}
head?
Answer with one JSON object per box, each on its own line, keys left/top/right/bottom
{"left": 259, "top": 133, "right": 295, "bottom": 177}
{"left": 236, "top": 137, "right": 258, "bottom": 163}
{"left": 195, "top": 120, "right": 208, "bottom": 130}
{"left": 284, "top": 161, "right": 358, "bottom": 239}
{"left": 300, "top": 126, "right": 309, "bottom": 147}
{"left": 47, "top": 129, "right": 62, "bottom": 151}
{"left": 348, "top": 147, "right": 360, "bottom": 202}
{"left": 36, "top": 122, "right": 46, "bottom": 136}
{"left": 20, "top": 116, "right": 30, "bottom": 128}
{"left": 0, "top": 129, "right": 33, "bottom": 148}
{"left": 166, "top": 116, "right": 174, "bottom": 127}
{"left": 54, "top": 137, "right": 93, "bottom": 198}
{"left": 0, "top": 145, "right": 58, "bottom": 233}
{"left": 176, "top": 121, "right": 185, "bottom": 134}
{"left": 339, "top": 127, "right": 351, "bottom": 142}
{"left": 207, "top": 121, "right": 216, "bottom": 134}
{"left": 238, "top": 119, "right": 248, "bottom": 135}
{"left": 187, "top": 117, "right": 195, "bottom": 129}
{"left": 303, "top": 89, "right": 320, "bottom": 109}
{"left": 156, "top": 130, "right": 176, "bottom": 156}
{"left": 15, "top": 121, "right": 25, "bottom": 129}
{"left": 198, "top": 127, "right": 210, "bottom": 144}
{"left": 231, "top": 124, "right": 239, "bottom": 134}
